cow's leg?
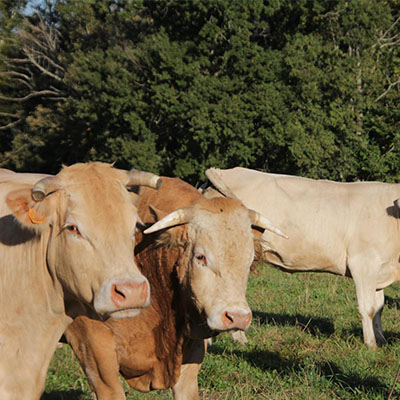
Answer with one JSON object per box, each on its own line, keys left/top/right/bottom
{"left": 64, "top": 317, "right": 125, "bottom": 400}
{"left": 172, "top": 339, "right": 205, "bottom": 400}
{"left": 372, "top": 289, "right": 386, "bottom": 346}
{"left": 351, "top": 266, "right": 382, "bottom": 349}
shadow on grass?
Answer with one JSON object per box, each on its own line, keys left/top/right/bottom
{"left": 252, "top": 310, "right": 335, "bottom": 337}
{"left": 41, "top": 390, "right": 84, "bottom": 400}
{"left": 208, "top": 345, "right": 391, "bottom": 397}
{"left": 385, "top": 295, "right": 400, "bottom": 310}
{"left": 341, "top": 325, "right": 400, "bottom": 346}
{"left": 340, "top": 326, "right": 364, "bottom": 342}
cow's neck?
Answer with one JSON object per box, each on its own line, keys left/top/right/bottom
{"left": 137, "top": 234, "right": 185, "bottom": 335}
{"left": 131, "top": 236, "right": 185, "bottom": 389}
{"left": 0, "top": 228, "right": 71, "bottom": 399}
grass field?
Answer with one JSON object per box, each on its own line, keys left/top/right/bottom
{"left": 43, "top": 264, "right": 400, "bottom": 399}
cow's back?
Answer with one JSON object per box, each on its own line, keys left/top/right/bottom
{"left": 138, "top": 177, "right": 202, "bottom": 221}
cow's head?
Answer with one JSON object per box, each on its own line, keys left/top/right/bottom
{"left": 144, "top": 196, "right": 286, "bottom": 337}
{"left": 6, "top": 162, "right": 162, "bottom": 319}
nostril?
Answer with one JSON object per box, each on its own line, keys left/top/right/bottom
{"left": 111, "top": 284, "right": 126, "bottom": 302}
{"left": 224, "top": 311, "right": 234, "bottom": 324}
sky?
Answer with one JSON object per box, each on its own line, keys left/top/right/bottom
{"left": 24, "top": 0, "right": 45, "bottom": 15}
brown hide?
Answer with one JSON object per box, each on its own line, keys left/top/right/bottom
{"left": 66, "top": 178, "right": 209, "bottom": 396}
{"left": 139, "top": 176, "right": 202, "bottom": 216}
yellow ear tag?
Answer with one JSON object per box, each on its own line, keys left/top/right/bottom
{"left": 28, "top": 207, "right": 45, "bottom": 224}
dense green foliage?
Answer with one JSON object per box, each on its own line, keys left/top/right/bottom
{"left": 44, "top": 265, "right": 400, "bottom": 399}
{"left": 0, "top": 0, "right": 399, "bottom": 182}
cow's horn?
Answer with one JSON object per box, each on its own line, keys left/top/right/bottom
{"left": 32, "top": 177, "right": 61, "bottom": 202}
{"left": 248, "top": 209, "right": 288, "bottom": 239}
{"left": 127, "top": 169, "right": 162, "bottom": 190}
{"left": 144, "top": 208, "right": 192, "bottom": 234}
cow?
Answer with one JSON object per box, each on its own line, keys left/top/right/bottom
{"left": 0, "top": 162, "right": 162, "bottom": 399}
{"left": 204, "top": 166, "right": 400, "bottom": 349}
{"left": 65, "top": 176, "right": 287, "bottom": 400}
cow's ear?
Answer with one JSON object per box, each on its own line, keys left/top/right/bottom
{"left": 6, "top": 187, "right": 55, "bottom": 230}
{"left": 146, "top": 205, "right": 186, "bottom": 247}
{"left": 129, "top": 191, "right": 140, "bottom": 207}
{"left": 148, "top": 204, "right": 168, "bottom": 223}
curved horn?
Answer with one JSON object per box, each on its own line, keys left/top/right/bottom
{"left": 248, "top": 209, "right": 288, "bottom": 239}
{"left": 144, "top": 208, "right": 192, "bottom": 234}
{"left": 127, "top": 169, "right": 162, "bottom": 190}
{"left": 32, "top": 177, "right": 61, "bottom": 202}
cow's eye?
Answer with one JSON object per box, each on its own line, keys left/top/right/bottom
{"left": 195, "top": 253, "right": 207, "bottom": 266}
{"left": 66, "top": 224, "right": 80, "bottom": 236}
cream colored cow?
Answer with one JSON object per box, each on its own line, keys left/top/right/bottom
{"left": 0, "top": 162, "right": 161, "bottom": 399}
{"left": 206, "top": 167, "right": 400, "bottom": 349}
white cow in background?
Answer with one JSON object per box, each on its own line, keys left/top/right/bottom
{"left": 206, "top": 166, "right": 400, "bottom": 349}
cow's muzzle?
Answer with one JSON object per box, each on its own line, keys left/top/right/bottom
{"left": 221, "top": 310, "right": 252, "bottom": 331}
{"left": 110, "top": 280, "right": 149, "bottom": 310}
{"left": 94, "top": 276, "right": 150, "bottom": 319}
{"left": 207, "top": 307, "right": 252, "bottom": 331}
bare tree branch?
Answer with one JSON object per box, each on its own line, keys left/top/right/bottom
{"left": 0, "top": 118, "right": 23, "bottom": 130}
{"left": 0, "top": 13, "right": 68, "bottom": 125}
{"left": 0, "top": 112, "right": 20, "bottom": 118}
{"left": 379, "top": 38, "right": 400, "bottom": 49}
{"left": 0, "top": 89, "right": 61, "bottom": 102}
{"left": 381, "top": 15, "right": 400, "bottom": 41}
{"left": 0, "top": 71, "right": 31, "bottom": 80}
{"left": 5, "top": 58, "right": 31, "bottom": 64}
{"left": 13, "top": 78, "right": 33, "bottom": 89}
{"left": 24, "top": 48, "right": 64, "bottom": 82}
{"left": 373, "top": 15, "right": 400, "bottom": 49}
{"left": 0, "top": 71, "right": 33, "bottom": 89}
{"left": 375, "top": 79, "right": 400, "bottom": 102}
{"left": 23, "top": 45, "right": 65, "bottom": 73}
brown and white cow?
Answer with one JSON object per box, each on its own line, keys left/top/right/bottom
{"left": 205, "top": 166, "right": 400, "bottom": 349}
{"left": 0, "top": 162, "right": 161, "bottom": 399}
{"left": 65, "top": 176, "right": 286, "bottom": 400}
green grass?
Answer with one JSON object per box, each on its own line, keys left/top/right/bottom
{"left": 43, "top": 265, "right": 400, "bottom": 399}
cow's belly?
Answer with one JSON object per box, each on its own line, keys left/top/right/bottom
{"left": 264, "top": 251, "right": 346, "bottom": 275}
{"left": 262, "top": 240, "right": 347, "bottom": 276}
{"left": 375, "top": 261, "right": 400, "bottom": 290}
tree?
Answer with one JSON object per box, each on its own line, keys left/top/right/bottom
{"left": 262, "top": 0, "right": 400, "bottom": 181}
{"left": 0, "top": 0, "right": 398, "bottom": 183}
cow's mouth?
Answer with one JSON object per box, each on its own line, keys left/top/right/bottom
{"left": 107, "top": 308, "right": 143, "bottom": 319}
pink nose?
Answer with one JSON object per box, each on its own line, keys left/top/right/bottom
{"left": 221, "top": 310, "right": 252, "bottom": 330}
{"left": 111, "top": 280, "right": 149, "bottom": 310}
